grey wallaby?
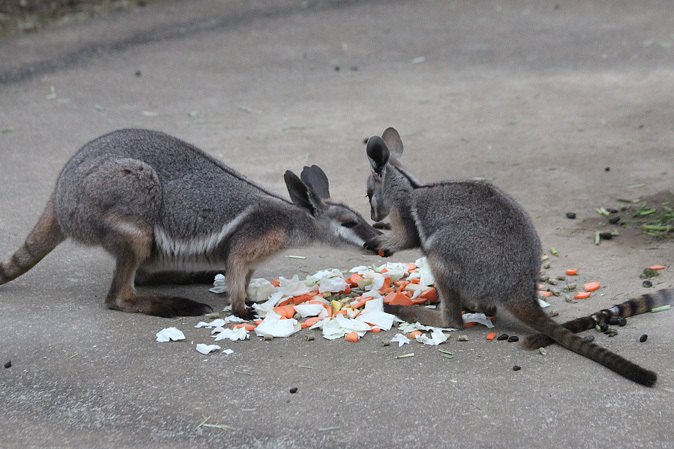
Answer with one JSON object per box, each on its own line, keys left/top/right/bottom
{"left": 363, "top": 127, "right": 658, "bottom": 387}
{"left": 0, "top": 129, "right": 381, "bottom": 319}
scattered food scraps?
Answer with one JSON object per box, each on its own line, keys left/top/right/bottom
{"left": 156, "top": 327, "right": 185, "bottom": 342}
{"left": 196, "top": 344, "right": 221, "bottom": 355}
{"left": 584, "top": 282, "right": 601, "bottom": 292}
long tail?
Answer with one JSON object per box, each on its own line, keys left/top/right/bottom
{"left": 0, "top": 197, "right": 66, "bottom": 284}
{"left": 524, "top": 288, "right": 673, "bottom": 350}
{"left": 508, "top": 299, "right": 657, "bottom": 387}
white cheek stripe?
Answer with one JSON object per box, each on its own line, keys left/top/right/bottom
{"left": 154, "top": 207, "right": 254, "bottom": 258}
{"left": 336, "top": 225, "right": 366, "bottom": 247}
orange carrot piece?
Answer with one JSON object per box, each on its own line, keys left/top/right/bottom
{"left": 565, "top": 269, "right": 578, "bottom": 276}
{"left": 351, "top": 296, "right": 372, "bottom": 309}
{"left": 273, "top": 305, "right": 296, "bottom": 319}
{"left": 408, "top": 330, "right": 422, "bottom": 339}
{"left": 538, "top": 290, "right": 552, "bottom": 297}
{"left": 339, "top": 285, "right": 351, "bottom": 295}
{"left": 648, "top": 265, "right": 665, "bottom": 270}
{"left": 335, "top": 309, "right": 347, "bottom": 316}
{"left": 348, "top": 273, "right": 363, "bottom": 287}
{"left": 584, "top": 282, "right": 600, "bottom": 292}
{"left": 464, "top": 322, "right": 477, "bottom": 328}
{"left": 301, "top": 317, "right": 321, "bottom": 329}
{"left": 378, "top": 249, "right": 385, "bottom": 257}
{"left": 233, "top": 323, "right": 256, "bottom": 331}
{"left": 271, "top": 279, "right": 281, "bottom": 287}
{"left": 277, "top": 297, "right": 293, "bottom": 307}
{"left": 574, "top": 292, "right": 591, "bottom": 299}
{"left": 254, "top": 320, "right": 263, "bottom": 325}
{"left": 394, "top": 280, "right": 410, "bottom": 289}
{"left": 388, "top": 292, "right": 414, "bottom": 306}
{"left": 405, "top": 263, "right": 417, "bottom": 272}
{"left": 382, "top": 277, "right": 391, "bottom": 290}
{"left": 291, "top": 293, "right": 316, "bottom": 305}
{"left": 419, "top": 287, "right": 438, "bottom": 303}
{"left": 486, "top": 332, "right": 498, "bottom": 340}
{"left": 345, "top": 332, "right": 359, "bottom": 342}
{"left": 409, "top": 278, "right": 420, "bottom": 284}
{"left": 370, "top": 327, "right": 381, "bottom": 333}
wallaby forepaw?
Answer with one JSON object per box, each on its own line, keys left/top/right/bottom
{"left": 373, "top": 221, "right": 392, "bottom": 230}
{"left": 364, "top": 236, "right": 393, "bottom": 257}
{"left": 231, "top": 305, "right": 257, "bottom": 321}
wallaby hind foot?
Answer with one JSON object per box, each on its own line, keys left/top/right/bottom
{"left": 107, "top": 293, "right": 213, "bottom": 318}
{"left": 134, "top": 269, "right": 222, "bottom": 286}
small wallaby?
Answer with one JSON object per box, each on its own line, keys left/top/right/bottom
{"left": 363, "top": 127, "right": 658, "bottom": 387}
{"left": 0, "top": 129, "right": 380, "bottom": 319}
{"left": 525, "top": 288, "right": 673, "bottom": 349}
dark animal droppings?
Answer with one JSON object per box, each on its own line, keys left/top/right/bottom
{"left": 289, "top": 387, "right": 298, "bottom": 394}
{"left": 566, "top": 212, "right": 576, "bottom": 219}
{"left": 497, "top": 334, "right": 509, "bottom": 341}
{"left": 599, "top": 232, "right": 613, "bottom": 240}
{"left": 639, "top": 335, "right": 648, "bottom": 343}
{"left": 513, "top": 365, "right": 521, "bottom": 371}
{"left": 4, "top": 361, "right": 10, "bottom": 369}
{"left": 507, "top": 335, "right": 519, "bottom": 343}
{"left": 642, "top": 280, "right": 653, "bottom": 288}
{"left": 608, "top": 317, "right": 620, "bottom": 325}
{"left": 618, "top": 317, "right": 627, "bottom": 326}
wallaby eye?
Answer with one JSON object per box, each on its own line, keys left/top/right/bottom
{"left": 341, "top": 221, "right": 358, "bottom": 228}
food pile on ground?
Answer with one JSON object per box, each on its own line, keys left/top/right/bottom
{"left": 157, "top": 258, "right": 500, "bottom": 354}
{"left": 156, "top": 256, "right": 668, "bottom": 357}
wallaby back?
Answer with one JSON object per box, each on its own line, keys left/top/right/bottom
{"left": 364, "top": 127, "right": 659, "bottom": 387}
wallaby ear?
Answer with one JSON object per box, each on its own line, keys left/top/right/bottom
{"left": 300, "top": 165, "right": 331, "bottom": 199}
{"left": 366, "top": 136, "right": 390, "bottom": 176}
{"left": 382, "top": 127, "right": 404, "bottom": 159}
{"left": 284, "top": 170, "right": 324, "bottom": 217}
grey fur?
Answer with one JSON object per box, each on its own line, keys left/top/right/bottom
{"left": 1, "top": 129, "right": 380, "bottom": 318}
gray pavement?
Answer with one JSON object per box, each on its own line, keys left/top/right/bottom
{"left": 1, "top": 1, "right": 673, "bottom": 448}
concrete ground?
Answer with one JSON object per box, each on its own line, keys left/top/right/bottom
{"left": 1, "top": 0, "right": 672, "bottom": 447}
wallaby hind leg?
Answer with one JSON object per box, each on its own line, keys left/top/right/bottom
{"left": 134, "top": 269, "right": 222, "bottom": 286}
{"left": 0, "top": 197, "right": 66, "bottom": 284}
{"left": 104, "top": 225, "right": 212, "bottom": 318}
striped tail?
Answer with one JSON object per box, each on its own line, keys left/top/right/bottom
{"left": 508, "top": 299, "right": 657, "bottom": 387}
{"left": 0, "top": 197, "right": 66, "bottom": 284}
{"left": 524, "top": 288, "right": 673, "bottom": 350}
